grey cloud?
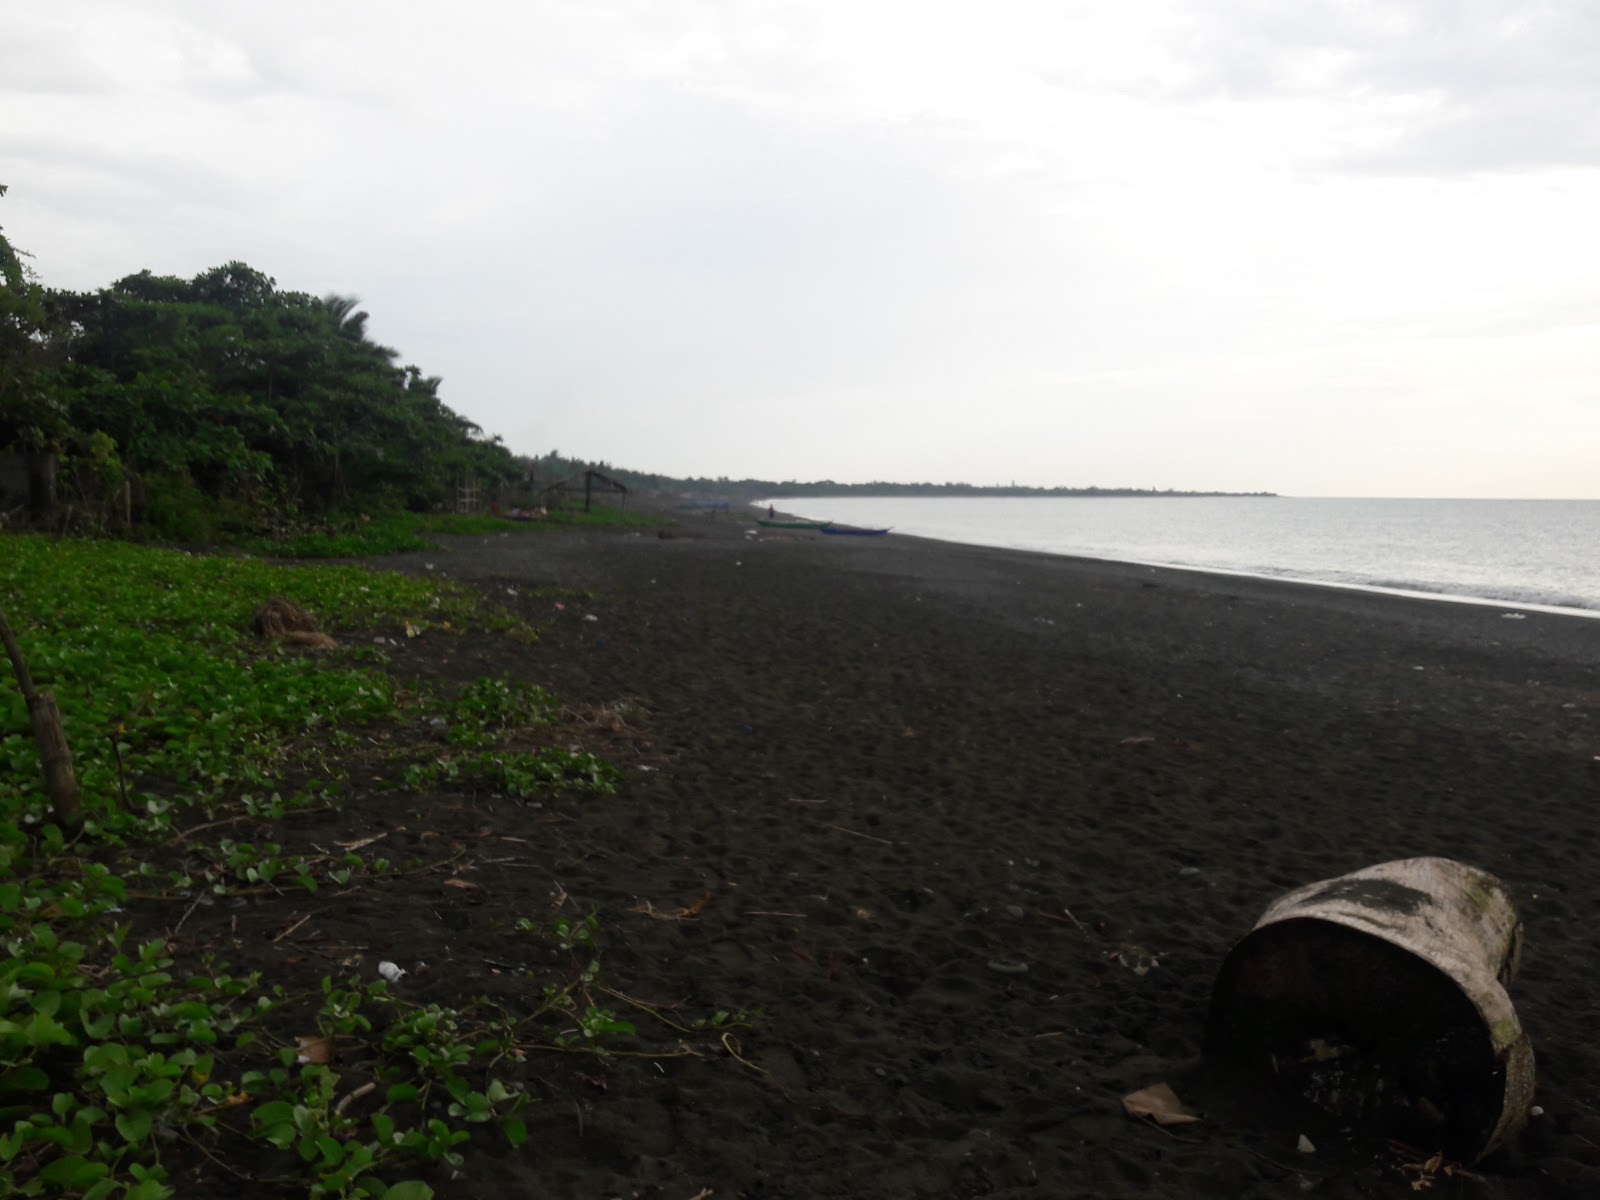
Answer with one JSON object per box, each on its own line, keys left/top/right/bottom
{"left": 1, "top": 134, "right": 252, "bottom": 208}
{"left": 1160, "top": 1, "right": 1600, "bottom": 173}
{"left": 0, "top": 26, "right": 119, "bottom": 96}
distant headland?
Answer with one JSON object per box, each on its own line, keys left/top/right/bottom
{"left": 741, "top": 481, "right": 1278, "bottom": 499}
{"left": 519, "top": 454, "right": 1275, "bottom": 502}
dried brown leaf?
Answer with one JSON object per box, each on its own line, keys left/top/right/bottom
{"left": 1122, "top": 1083, "right": 1200, "bottom": 1126}
{"left": 296, "top": 1035, "right": 332, "bottom": 1065}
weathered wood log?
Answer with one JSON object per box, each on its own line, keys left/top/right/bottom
{"left": 0, "top": 606, "right": 83, "bottom": 834}
{"left": 1207, "top": 856, "right": 1532, "bottom": 1161}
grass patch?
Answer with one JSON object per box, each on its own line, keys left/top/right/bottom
{"left": 0, "top": 535, "right": 494, "bottom": 839}
{"left": 241, "top": 508, "right": 661, "bottom": 559}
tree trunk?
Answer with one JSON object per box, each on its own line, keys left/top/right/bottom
{"left": 0, "top": 607, "right": 83, "bottom": 835}
{"left": 24, "top": 449, "right": 57, "bottom": 524}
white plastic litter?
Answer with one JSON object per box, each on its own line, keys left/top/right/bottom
{"left": 377, "top": 961, "right": 407, "bottom": 983}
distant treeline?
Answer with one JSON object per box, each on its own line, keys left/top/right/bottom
{"left": 730, "top": 482, "right": 1277, "bottom": 499}
{"left": 521, "top": 454, "right": 1275, "bottom": 500}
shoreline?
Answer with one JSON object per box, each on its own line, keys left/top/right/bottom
{"left": 903, "top": 533, "right": 1600, "bottom": 623}
{"left": 753, "top": 496, "right": 1600, "bottom": 621}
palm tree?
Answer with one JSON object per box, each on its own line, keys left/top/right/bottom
{"left": 322, "top": 293, "right": 401, "bottom": 364}
{"left": 322, "top": 293, "right": 370, "bottom": 341}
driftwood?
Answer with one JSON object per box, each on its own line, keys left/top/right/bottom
{"left": 252, "top": 598, "right": 337, "bottom": 650}
{"left": 252, "top": 597, "right": 319, "bottom": 637}
{"left": 0, "top": 607, "right": 83, "bottom": 834}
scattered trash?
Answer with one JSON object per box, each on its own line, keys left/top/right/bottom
{"left": 1109, "top": 944, "right": 1159, "bottom": 975}
{"left": 987, "top": 959, "right": 1029, "bottom": 975}
{"left": 377, "top": 961, "right": 407, "bottom": 983}
{"left": 1530, "top": 1105, "right": 1544, "bottom": 1117}
{"left": 1121, "top": 1082, "right": 1200, "bottom": 1126}
{"left": 1297, "top": 1134, "right": 1316, "bottom": 1154}
{"left": 1207, "top": 856, "right": 1533, "bottom": 1161}
{"left": 404, "top": 623, "right": 421, "bottom": 638}
{"left": 583, "top": 614, "right": 599, "bottom": 622}
{"left": 554, "top": 602, "right": 566, "bottom": 611}
{"left": 443, "top": 878, "right": 479, "bottom": 889}
{"left": 1501, "top": 612, "right": 1526, "bottom": 620}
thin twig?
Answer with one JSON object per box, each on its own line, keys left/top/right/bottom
{"left": 171, "top": 891, "right": 208, "bottom": 936}
{"left": 171, "top": 813, "right": 257, "bottom": 843}
{"left": 746, "top": 911, "right": 805, "bottom": 918}
{"left": 333, "top": 1081, "right": 377, "bottom": 1118}
{"left": 721, "top": 1032, "right": 766, "bottom": 1074}
{"left": 108, "top": 733, "right": 133, "bottom": 813}
{"left": 272, "top": 913, "right": 313, "bottom": 944}
{"left": 824, "top": 823, "right": 893, "bottom": 846}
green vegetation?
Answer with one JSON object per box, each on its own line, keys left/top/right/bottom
{"left": 0, "top": 537, "right": 723, "bottom": 1197}
{"left": 403, "top": 674, "right": 620, "bottom": 798}
{"left": 0, "top": 536, "right": 472, "bottom": 836}
{"left": 243, "top": 509, "right": 659, "bottom": 561}
{"left": 1, "top": 184, "right": 536, "bottom": 543}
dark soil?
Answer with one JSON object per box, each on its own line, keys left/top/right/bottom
{"left": 157, "top": 505, "right": 1600, "bottom": 1198}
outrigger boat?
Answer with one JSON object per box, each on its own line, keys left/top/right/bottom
{"left": 756, "top": 518, "right": 831, "bottom": 530}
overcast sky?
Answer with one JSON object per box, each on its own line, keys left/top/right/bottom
{"left": 4, "top": 1, "right": 1598, "bottom": 497}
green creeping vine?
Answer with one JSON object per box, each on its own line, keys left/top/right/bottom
{"left": 1, "top": 536, "right": 704, "bottom": 1197}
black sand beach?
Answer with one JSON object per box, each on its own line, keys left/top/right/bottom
{"left": 235, "top": 508, "right": 1600, "bottom": 1197}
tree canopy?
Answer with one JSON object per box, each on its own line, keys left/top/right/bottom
{"left": 1, "top": 192, "right": 516, "bottom": 535}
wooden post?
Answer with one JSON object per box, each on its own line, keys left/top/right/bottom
{"left": 0, "top": 608, "right": 83, "bottom": 834}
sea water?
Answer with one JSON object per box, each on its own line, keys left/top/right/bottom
{"left": 757, "top": 496, "right": 1600, "bottom": 617}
